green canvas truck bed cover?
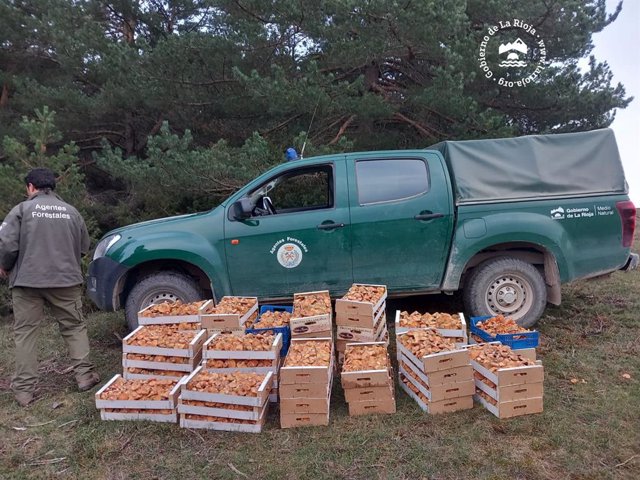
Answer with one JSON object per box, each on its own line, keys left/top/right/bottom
{"left": 430, "top": 128, "right": 627, "bottom": 204}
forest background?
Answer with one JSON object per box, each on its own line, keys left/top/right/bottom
{"left": 0, "top": 0, "right": 632, "bottom": 244}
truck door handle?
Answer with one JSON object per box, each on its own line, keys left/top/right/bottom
{"left": 317, "top": 222, "right": 345, "bottom": 230}
{"left": 414, "top": 212, "right": 444, "bottom": 221}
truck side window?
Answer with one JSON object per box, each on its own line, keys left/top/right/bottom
{"left": 356, "top": 159, "right": 429, "bottom": 205}
{"left": 266, "top": 166, "right": 333, "bottom": 213}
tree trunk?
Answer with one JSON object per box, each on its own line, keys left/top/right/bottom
{"left": 0, "top": 82, "right": 9, "bottom": 108}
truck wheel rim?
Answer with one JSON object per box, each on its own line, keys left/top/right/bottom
{"left": 141, "top": 291, "right": 180, "bottom": 308}
{"left": 485, "top": 274, "right": 533, "bottom": 320}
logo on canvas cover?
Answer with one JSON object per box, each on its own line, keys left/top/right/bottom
{"left": 550, "top": 207, "right": 565, "bottom": 219}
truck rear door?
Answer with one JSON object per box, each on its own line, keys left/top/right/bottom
{"left": 346, "top": 152, "right": 454, "bottom": 290}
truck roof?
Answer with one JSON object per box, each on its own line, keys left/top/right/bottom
{"left": 429, "top": 128, "right": 627, "bottom": 204}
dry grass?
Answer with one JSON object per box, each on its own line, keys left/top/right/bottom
{"left": 1, "top": 241, "right": 638, "bottom": 479}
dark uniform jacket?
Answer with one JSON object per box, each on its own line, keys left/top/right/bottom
{"left": 0, "top": 191, "right": 90, "bottom": 288}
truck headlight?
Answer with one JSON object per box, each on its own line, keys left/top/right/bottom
{"left": 93, "top": 234, "right": 121, "bottom": 260}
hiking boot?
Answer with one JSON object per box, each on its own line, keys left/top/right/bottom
{"left": 15, "top": 391, "right": 34, "bottom": 407}
{"left": 77, "top": 372, "right": 101, "bottom": 392}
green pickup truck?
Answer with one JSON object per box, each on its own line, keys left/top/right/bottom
{"left": 88, "top": 129, "right": 637, "bottom": 329}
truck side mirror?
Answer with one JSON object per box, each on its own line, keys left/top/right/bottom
{"left": 230, "top": 198, "right": 253, "bottom": 220}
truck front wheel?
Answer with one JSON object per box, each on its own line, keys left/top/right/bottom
{"left": 463, "top": 257, "right": 546, "bottom": 328}
{"left": 124, "top": 272, "right": 205, "bottom": 330}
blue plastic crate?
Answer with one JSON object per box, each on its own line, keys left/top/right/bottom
{"left": 246, "top": 305, "right": 292, "bottom": 357}
{"left": 470, "top": 315, "right": 539, "bottom": 349}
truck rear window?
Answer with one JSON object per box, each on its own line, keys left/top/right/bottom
{"left": 356, "top": 159, "right": 429, "bottom": 205}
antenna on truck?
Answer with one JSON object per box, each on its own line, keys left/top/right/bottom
{"left": 300, "top": 96, "right": 321, "bottom": 159}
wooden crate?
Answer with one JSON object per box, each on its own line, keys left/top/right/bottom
{"left": 290, "top": 316, "right": 332, "bottom": 336}
{"left": 205, "top": 327, "right": 245, "bottom": 337}
{"left": 203, "top": 333, "right": 282, "bottom": 361}
{"left": 398, "top": 373, "right": 473, "bottom": 414}
{"left": 178, "top": 398, "right": 267, "bottom": 421}
{"left": 280, "top": 396, "right": 330, "bottom": 414}
{"left": 344, "top": 385, "right": 394, "bottom": 403}
{"left": 469, "top": 356, "right": 544, "bottom": 387}
{"left": 279, "top": 381, "right": 330, "bottom": 399}
{"left": 122, "top": 352, "right": 201, "bottom": 372}
{"left": 94, "top": 374, "right": 182, "bottom": 410}
{"left": 468, "top": 336, "right": 537, "bottom": 360}
{"left": 122, "top": 369, "right": 187, "bottom": 382}
{"left": 179, "top": 404, "right": 268, "bottom": 432}
{"left": 335, "top": 284, "right": 387, "bottom": 326}
{"left": 292, "top": 328, "right": 333, "bottom": 339}
{"left": 396, "top": 334, "right": 471, "bottom": 373}
{"left": 280, "top": 412, "right": 329, "bottom": 428}
{"left": 291, "top": 290, "right": 332, "bottom": 335}
{"left": 336, "top": 309, "right": 386, "bottom": 342}
{"left": 397, "top": 354, "right": 473, "bottom": 387}
{"left": 394, "top": 311, "right": 467, "bottom": 342}
{"left": 475, "top": 392, "right": 543, "bottom": 419}
{"left": 199, "top": 297, "right": 258, "bottom": 330}
{"left": 100, "top": 409, "right": 178, "bottom": 423}
{"left": 340, "top": 341, "right": 392, "bottom": 388}
{"left": 280, "top": 338, "right": 333, "bottom": 385}
{"left": 122, "top": 327, "right": 207, "bottom": 358}
{"left": 474, "top": 371, "right": 544, "bottom": 402}
{"left": 347, "top": 397, "right": 396, "bottom": 416}
{"left": 137, "top": 302, "right": 204, "bottom": 326}
{"left": 399, "top": 363, "right": 474, "bottom": 402}
{"left": 202, "top": 357, "right": 280, "bottom": 375}
{"left": 180, "top": 366, "right": 273, "bottom": 407}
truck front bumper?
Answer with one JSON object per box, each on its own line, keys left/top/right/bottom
{"left": 621, "top": 253, "right": 639, "bottom": 272}
{"left": 87, "top": 256, "right": 130, "bottom": 311}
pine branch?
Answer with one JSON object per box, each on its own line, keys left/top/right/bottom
{"left": 329, "top": 115, "right": 356, "bottom": 145}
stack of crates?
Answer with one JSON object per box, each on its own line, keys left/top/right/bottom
{"left": 470, "top": 315, "right": 539, "bottom": 360}
{"left": 396, "top": 330, "right": 474, "bottom": 414}
{"left": 469, "top": 342, "right": 544, "bottom": 418}
{"left": 290, "top": 291, "right": 333, "bottom": 339}
{"left": 341, "top": 342, "right": 395, "bottom": 416}
{"left": 178, "top": 367, "right": 273, "bottom": 432}
{"left": 280, "top": 338, "right": 334, "bottom": 428}
{"left": 201, "top": 332, "right": 282, "bottom": 402}
{"left": 199, "top": 297, "right": 258, "bottom": 336}
{"left": 122, "top": 325, "right": 207, "bottom": 381}
{"left": 335, "top": 284, "right": 388, "bottom": 364}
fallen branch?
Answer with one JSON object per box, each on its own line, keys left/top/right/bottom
{"left": 57, "top": 419, "right": 79, "bottom": 429}
{"left": 14, "top": 419, "right": 57, "bottom": 430}
{"left": 228, "top": 462, "right": 249, "bottom": 478}
{"left": 615, "top": 454, "right": 638, "bottom": 468}
{"left": 27, "top": 457, "right": 66, "bottom": 466}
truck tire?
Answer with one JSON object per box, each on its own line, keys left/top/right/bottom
{"left": 124, "top": 272, "right": 205, "bottom": 330}
{"left": 463, "top": 257, "right": 546, "bottom": 328}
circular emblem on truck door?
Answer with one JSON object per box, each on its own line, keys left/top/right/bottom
{"left": 277, "top": 243, "right": 303, "bottom": 269}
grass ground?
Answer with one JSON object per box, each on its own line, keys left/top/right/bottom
{"left": 1, "top": 244, "right": 638, "bottom": 479}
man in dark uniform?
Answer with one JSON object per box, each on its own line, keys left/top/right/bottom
{"left": 0, "top": 168, "right": 100, "bottom": 406}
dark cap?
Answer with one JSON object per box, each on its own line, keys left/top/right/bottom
{"left": 25, "top": 168, "right": 56, "bottom": 190}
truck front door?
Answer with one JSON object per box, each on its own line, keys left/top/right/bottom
{"left": 347, "top": 153, "right": 454, "bottom": 290}
{"left": 224, "top": 160, "right": 353, "bottom": 297}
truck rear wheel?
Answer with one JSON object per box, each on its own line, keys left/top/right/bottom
{"left": 463, "top": 257, "right": 546, "bottom": 328}
{"left": 124, "top": 272, "right": 205, "bottom": 330}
